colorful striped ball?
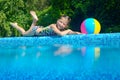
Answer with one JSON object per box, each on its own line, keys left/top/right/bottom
{"left": 80, "top": 18, "right": 101, "bottom": 34}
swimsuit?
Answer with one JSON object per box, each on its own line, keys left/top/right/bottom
{"left": 32, "top": 26, "right": 39, "bottom": 36}
{"left": 32, "top": 26, "right": 56, "bottom": 36}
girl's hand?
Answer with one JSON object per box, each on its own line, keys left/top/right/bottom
{"left": 68, "top": 30, "right": 81, "bottom": 34}
{"left": 75, "top": 32, "right": 81, "bottom": 34}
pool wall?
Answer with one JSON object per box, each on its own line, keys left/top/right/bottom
{"left": 0, "top": 33, "right": 120, "bottom": 48}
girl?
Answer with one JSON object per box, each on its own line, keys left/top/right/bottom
{"left": 10, "top": 11, "right": 81, "bottom": 36}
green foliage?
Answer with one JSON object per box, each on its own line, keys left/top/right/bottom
{"left": 0, "top": 0, "right": 51, "bottom": 37}
{"left": 0, "top": 0, "right": 119, "bottom": 37}
{"left": 0, "top": 0, "right": 25, "bottom": 37}
{"left": 37, "top": 6, "right": 61, "bottom": 26}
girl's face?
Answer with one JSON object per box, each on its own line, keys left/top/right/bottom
{"left": 56, "top": 18, "right": 68, "bottom": 30}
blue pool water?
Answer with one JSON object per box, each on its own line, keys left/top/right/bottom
{"left": 0, "top": 33, "right": 120, "bottom": 80}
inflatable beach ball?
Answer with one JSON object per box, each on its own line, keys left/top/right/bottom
{"left": 80, "top": 18, "right": 101, "bottom": 34}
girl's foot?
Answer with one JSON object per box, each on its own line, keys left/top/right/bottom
{"left": 30, "top": 11, "right": 38, "bottom": 21}
{"left": 10, "top": 22, "right": 18, "bottom": 28}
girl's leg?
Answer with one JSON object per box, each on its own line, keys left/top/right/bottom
{"left": 10, "top": 20, "right": 37, "bottom": 36}
{"left": 10, "top": 11, "right": 39, "bottom": 36}
{"left": 22, "top": 11, "right": 38, "bottom": 36}
{"left": 10, "top": 22, "right": 25, "bottom": 34}
{"left": 25, "top": 11, "right": 38, "bottom": 32}
{"left": 22, "top": 19, "right": 38, "bottom": 36}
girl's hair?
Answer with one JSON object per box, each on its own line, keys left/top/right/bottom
{"left": 60, "top": 15, "right": 71, "bottom": 24}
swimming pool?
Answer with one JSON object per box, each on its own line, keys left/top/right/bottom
{"left": 0, "top": 33, "right": 120, "bottom": 80}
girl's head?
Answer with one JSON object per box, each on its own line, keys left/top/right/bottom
{"left": 56, "top": 15, "right": 71, "bottom": 30}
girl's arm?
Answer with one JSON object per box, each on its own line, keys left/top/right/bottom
{"left": 67, "top": 30, "right": 81, "bottom": 34}
{"left": 50, "top": 24, "right": 72, "bottom": 36}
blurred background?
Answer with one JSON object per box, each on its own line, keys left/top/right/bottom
{"left": 0, "top": 0, "right": 120, "bottom": 37}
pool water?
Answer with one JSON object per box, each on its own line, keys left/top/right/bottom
{"left": 0, "top": 34, "right": 120, "bottom": 80}
{"left": 0, "top": 44, "right": 120, "bottom": 80}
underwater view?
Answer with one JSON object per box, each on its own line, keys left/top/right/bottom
{"left": 0, "top": 44, "right": 120, "bottom": 80}
{"left": 0, "top": 34, "right": 120, "bottom": 80}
